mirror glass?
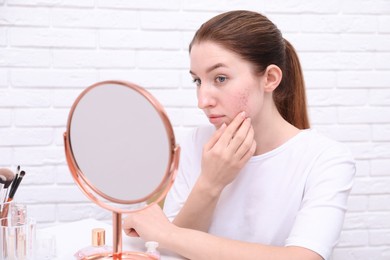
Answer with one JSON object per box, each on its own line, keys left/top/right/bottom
{"left": 65, "top": 81, "right": 178, "bottom": 211}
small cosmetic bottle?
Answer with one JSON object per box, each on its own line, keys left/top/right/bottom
{"left": 145, "top": 241, "right": 160, "bottom": 260}
{"left": 74, "top": 228, "right": 113, "bottom": 259}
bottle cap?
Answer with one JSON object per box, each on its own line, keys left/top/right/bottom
{"left": 145, "top": 241, "right": 159, "bottom": 252}
{"left": 92, "top": 228, "right": 105, "bottom": 247}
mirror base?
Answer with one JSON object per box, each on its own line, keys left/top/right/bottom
{"left": 105, "top": 213, "right": 156, "bottom": 260}
{"left": 81, "top": 251, "right": 156, "bottom": 259}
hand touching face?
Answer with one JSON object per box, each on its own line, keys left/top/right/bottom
{"left": 200, "top": 111, "right": 256, "bottom": 193}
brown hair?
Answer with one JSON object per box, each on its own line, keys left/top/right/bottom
{"left": 189, "top": 10, "right": 310, "bottom": 129}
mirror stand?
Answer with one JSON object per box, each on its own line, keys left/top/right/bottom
{"left": 64, "top": 81, "right": 180, "bottom": 260}
{"left": 64, "top": 134, "right": 156, "bottom": 260}
{"left": 113, "top": 212, "right": 122, "bottom": 258}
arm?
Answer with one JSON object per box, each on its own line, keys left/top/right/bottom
{"left": 171, "top": 174, "right": 221, "bottom": 231}
{"left": 172, "top": 112, "right": 256, "bottom": 231}
{"left": 124, "top": 204, "right": 323, "bottom": 260}
{"left": 127, "top": 129, "right": 355, "bottom": 260}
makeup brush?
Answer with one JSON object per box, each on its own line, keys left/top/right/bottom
{"left": 0, "top": 174, "right": 6, "bottom": 205}
{"left": 9, "top": 166, "right": 21, "bottom": 197}
{"left": 8, "top": 170, "right": 25, "bottom": 201}
{"left": 0, "top": 174, "right": 5, "bottom": 190}
{"left": 0, "top": 168, "right": 15, "bottom": 218}
{"left": 0, "top": 175, "right": 5, "bottom": 220}
{"left": 9, "top": 165, "right": 20, "bottom": 195}
{"left": 1, "top": 170, "right": 25, "bottom": 219}
{"left": 14, "top": 165, "right": 20, "bottom": 183}
{"left": 0, "top": 168, "right": 15, "bottom": 203}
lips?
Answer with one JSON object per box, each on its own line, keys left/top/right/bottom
{"left": 207, "top": 114, "right": 225, "bottom": 125}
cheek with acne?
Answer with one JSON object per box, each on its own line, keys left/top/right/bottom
{"left": 236, "top": 89, "right": 250, "bottom": 117}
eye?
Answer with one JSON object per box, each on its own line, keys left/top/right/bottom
{"left": 192, "top": 78, "right": 201, "bottom": 87}
{"left": 216, "top": 75, "right": 227, "bottom": 84}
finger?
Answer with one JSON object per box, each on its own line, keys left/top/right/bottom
{"left": 124, "top": 226, "right": 133, "bottom": 235}
{"left": 127, "top": 229, "right": 140, "bottom": 237}
{"left": 239, "top": 139, "right": 257, "bottom": 163}
{"left": 218, "top": 111, "right": 247, "bottom": 145}
{"left": 204, "top": 123, "right": 227, "bottom": 150}
{"left": 123, "top": 216, "right": 136, "bottom": 234}
{"left": 226, "top": 117, "right": 252, "bottom": 152}
{"left": 234, "top": 122, "right": 255, "bottom": 158}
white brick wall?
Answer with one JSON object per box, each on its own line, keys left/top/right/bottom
{"left": 1, "top": 0, "right": 389, "bottom": 259}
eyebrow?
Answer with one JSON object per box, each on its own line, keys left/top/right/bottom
{"left": 189, "top": 63, "right": 228, "bottom": 76}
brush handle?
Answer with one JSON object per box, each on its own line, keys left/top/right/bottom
{"left": 0, "top": 183, "right": 4, "bottom": 203}
{"left": 9, "top": 179, "right": 21, "bottom": 199}
{"left": 0, "top": 198, "right": 12, "bottom": 220}
{"left": 9, "top": 171, "right": 25, "bottom": 199}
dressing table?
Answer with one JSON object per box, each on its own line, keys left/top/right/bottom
{"left": 40, "top": 218, "right": 185, "bottom": 260}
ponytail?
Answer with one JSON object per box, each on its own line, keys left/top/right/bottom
{"left": 274, "top": 39, "right": 310, "bottom": 129}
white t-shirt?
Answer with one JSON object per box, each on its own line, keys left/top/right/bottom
{"left": 164, "top": 126, "right": 356, "bottom": 260}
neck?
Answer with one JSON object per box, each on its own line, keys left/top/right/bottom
{"left": 252, "top": 98, "right": 300, "bottom": 156}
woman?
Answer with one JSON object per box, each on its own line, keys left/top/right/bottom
{"left": 124, "top": 10, "right": 355, "bottom": 260}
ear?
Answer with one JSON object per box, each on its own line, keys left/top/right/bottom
{"left": 263, "top": 64, "right": 282, "bottom": 93}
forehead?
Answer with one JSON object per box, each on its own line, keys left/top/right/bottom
{"left": 190, "top": 42, "right": 243, "bottom": 68}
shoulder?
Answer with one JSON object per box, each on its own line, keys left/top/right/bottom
{"left": 293, "top": 129, "right": 356, "bottom": 181}
{"left": 300, "top": 129, "right": 356, "bottom": 184}
{"left": 300, "top": 129, "right": 354, "bottom": 159}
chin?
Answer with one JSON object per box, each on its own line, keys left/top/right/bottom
{"left": 214, "top": 122, "right": 227, "bottom": 129}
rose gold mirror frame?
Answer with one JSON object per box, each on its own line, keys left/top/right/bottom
{"left": 63, "top": 80, "right": 180, "bottom": 259}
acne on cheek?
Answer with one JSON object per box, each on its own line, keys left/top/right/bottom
{"left": 236, "top": 90, "right": 250, "bottom": 117}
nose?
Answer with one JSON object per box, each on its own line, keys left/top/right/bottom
{"left": 197, "top": 85, "right": 216, "bottom": 109}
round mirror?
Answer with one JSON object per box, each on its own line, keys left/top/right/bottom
{"left": 64, "top": 80, "right": 180, "bottom": 213}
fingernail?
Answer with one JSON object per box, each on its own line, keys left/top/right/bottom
{"left": 241, "top": 111, "right": 246, "bottom": 118}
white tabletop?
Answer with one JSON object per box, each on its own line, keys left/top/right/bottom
{"left": 39, "top": 218, "right": 185, "bottom": 260}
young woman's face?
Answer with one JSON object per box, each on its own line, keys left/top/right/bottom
{"left": 190, "top": 41, "right": 265, "bottom": 128}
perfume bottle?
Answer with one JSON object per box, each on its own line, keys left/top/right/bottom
{"left": 74, "top": 228, "right": 113, "bottom": 259}
{"left": 145, "top": 241, "right": 160, "bottom": 260}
